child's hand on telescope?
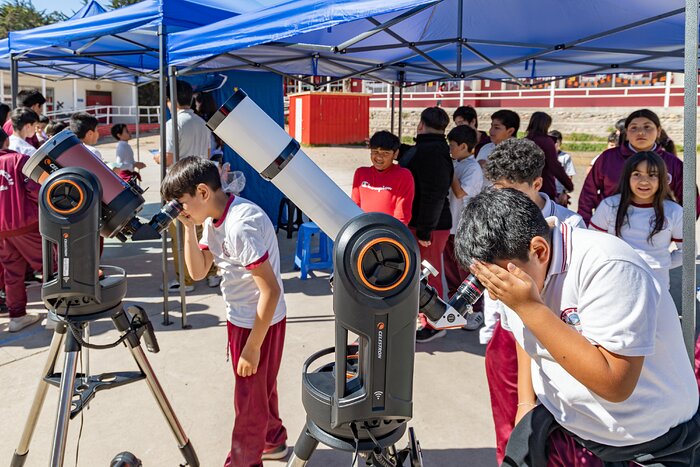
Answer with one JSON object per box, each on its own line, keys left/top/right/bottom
{"left": 237, "top": 342, "right": 260, "bottom": 377}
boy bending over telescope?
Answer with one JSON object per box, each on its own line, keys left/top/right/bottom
{"left": 455, "top": 188, "right": 700, "bottom": 466}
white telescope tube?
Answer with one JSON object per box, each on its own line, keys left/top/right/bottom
{"left": 207, "top": 89, "right": 363, "bottom": 240}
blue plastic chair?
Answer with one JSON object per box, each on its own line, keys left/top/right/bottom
{"left": 294, "top": 222, "right": 333, "bottom": 280}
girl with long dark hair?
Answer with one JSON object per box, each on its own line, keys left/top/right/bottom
{"left": 578, "top": 108, "right": 695, "bottom": 225}
{"left": 589, "top": 151, "right": 682, "bottom": 289}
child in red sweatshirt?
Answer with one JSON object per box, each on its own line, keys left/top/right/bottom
{"left": 0, "top": 128, "right": 42, "bottom": 332}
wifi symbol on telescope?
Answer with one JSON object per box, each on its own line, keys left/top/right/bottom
{"left": 373, "top": 391, "right": 383, "bottom": 400}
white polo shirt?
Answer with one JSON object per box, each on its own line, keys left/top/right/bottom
{"left": 589, "top": 194, "right": 683, "bottom": 272}
{"left": 476, "top": 142, "right": 495, "bottom": 162}
{"left": 199, "top": 195, "right": 286, "bottom": 328}
{"left": 540, "top": 192, "right": 585, "bottom": 229}
{"left": 166, "top": 109, "right": 211, "bottom": 159}
{"left": 449, "top": 156, "right": 483, "bottom": 234}
{"left": 503, "top": 221, "right": 698, "bottom": 446}
{"left": 9, "top": 134, "right": 35, "bottom": 156}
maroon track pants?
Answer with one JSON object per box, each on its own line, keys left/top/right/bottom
{"left": 0, "top": 231, "right": 42, "bottom": 318}
{"left": 410, "top": 228, "right": 450, "bottom": 329}
{"left": 224, "top": 319, "right": 287, "bottom": 467}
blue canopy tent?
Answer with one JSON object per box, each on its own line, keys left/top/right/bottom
{"left": 167, "top": 0, "right": 700, "bottom": 354}
{"left": 3, "top": 0, "right": 283, "bottom": 326}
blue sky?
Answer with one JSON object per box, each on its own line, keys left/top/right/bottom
{"left": 31, "top": 0, "right": 89, "bottom": 16}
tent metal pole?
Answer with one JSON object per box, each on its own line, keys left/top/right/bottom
{"left": 158, "top": 23, "right": 171, "bottom": 326}
{"left": 133, "top": 80, "right": 140, "bottom": 163}
{"left": 168, "top": 65, "right": 189, "bottom": 329}
{"left": 390, "top": 85, "right": 396, "bottom": 134}
{"left": 681, "top": 0, "right": 697, "bottom": 361}
{"left": 456, "top": 0, "right": 464, "bottom": 76}
{"left": 10, "top": 55, "right": 18, "bottom": 108}
{"left": 398, "top": 72, "right": 405, "bottom": 140}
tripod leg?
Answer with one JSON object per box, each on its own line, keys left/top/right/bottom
{"left": 286, "top": 426, "right": 319, "bottom": 467}
{"left": 50, "top": 346, "right": 80, "bottom": 467}
{"left": 11, "top": 329, "right": 65, "bottom": 467}
{"left": 127, "top": 343, "right": 199, "bottom": 466}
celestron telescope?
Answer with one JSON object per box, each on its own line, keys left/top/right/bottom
{"left": 11, "top": 130, "right": 198, "bottom": 467}
{"left": 208, "top": 89, "right": 484, "bottom": 466}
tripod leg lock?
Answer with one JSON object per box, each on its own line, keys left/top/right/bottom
{"left": 127, "top": 306, "right": 160, "bottom": 353}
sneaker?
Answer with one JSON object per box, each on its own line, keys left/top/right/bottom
{"left": 415, "top": 327, "right": 446, "bottom": 343}
{"left": 462, "top": 311, "right": 484, "bottom": 331}
{"left": 207, "top": 275, "right": 222, "bottom": 288}
{"left": 0, "top": 290, "right": 7, "bottom": 314}
{"left": 159, "top": 280, "right": 195, "bottom": 293}
{"left": 9, "top": 313, "right": 40, "bottom": 332}
{"left": 261, "top": 443, "right": 289, "bottom": 461}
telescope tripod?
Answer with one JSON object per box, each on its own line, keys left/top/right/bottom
{"left": 11, "top": 305, "right": 198, "bottom": 467}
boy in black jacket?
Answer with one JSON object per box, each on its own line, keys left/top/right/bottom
{"left": 399, "top": 107, "right": 454, "bottom": 343}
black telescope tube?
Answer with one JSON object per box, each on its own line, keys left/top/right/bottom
{"left": 419, "top": 274, "right": 485, "bottom": 322}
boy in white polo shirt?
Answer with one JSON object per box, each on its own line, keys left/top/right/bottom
{"left": 161, "top": 156, "right": 288, "bottom": 466}
{"left": 456, "top": 188, "right": 700, "bottom": 466}
{"left": 480, "top": 138, "right": 586, "bottom": 464}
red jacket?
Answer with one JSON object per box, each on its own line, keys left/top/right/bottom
{"left": 578, "top": 143, "right": 697, "bottom": 225}
{"left": 0, "top": 150, "right": 40, "bottom": 238}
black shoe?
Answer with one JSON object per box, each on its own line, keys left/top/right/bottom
{"left": 415, "top": 327, "right": 446, "bottom": 343}
{"left": 0, "top": 290, "right": 6, "bottom": 315}
{"left": 24, "top": 271, "right": 42, "bottom": 286}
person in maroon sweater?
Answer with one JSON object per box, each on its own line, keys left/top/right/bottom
{"left": 3, "top": 89, "right": 45, "bottom": 149}
{"left": 351, "top": 131, "right": 414, "bottom": 225}
{"left": 453, "top": 105, "right": 490, "bottom": 155}
{"left": 578, "top": 108, "right": 698, "bottom": 226}
{"left": 525, "top": 112, "right": 574, "bottom": 200}
{"left": 0, "top": 128, "right": 42, "bottom": 332}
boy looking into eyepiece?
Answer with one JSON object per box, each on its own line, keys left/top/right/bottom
{"left": 455, "top": 188, "right": 700, "bottom": 466}
{"left": 161, "top": 156, "right": 288, "bottom": 466}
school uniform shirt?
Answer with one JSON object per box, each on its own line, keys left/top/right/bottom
{"left": 3, "top": 122, "right": 41, "bottom": 148}
{"left": 578, "top": 143, "right": 697, "bottom": 225}
{"left": 476, "top": 142, "right": 495, "bottom": 162}
{"left": 480, "top": 195, "right": 585, "bottom": 344}
{"left": 554, "top": 150, "right": 576, "bottom": 195}
{"left": 589, "top": 194, "right": 683, "bottom": 288}
{"left": 115, "top": 140, "right": 136, "bottom": 171}
{"left": 199, "top": 195, "right": 286, "bottom": 329}
{"left": 449, "top": 156, "right": 483, "bottom": 235}
{"left": 351, "top": 164, "right": 414, "bottom": 225}
{"left": 503, "top": 220, "right": 698, "bottom": 446}
{"left": 0, "top": 150, "right": 40, "bottom": 237}
{"left": 474, "top": 131, "right": 491, "bottom": 157}
{"left": 9, "top": 134, "right": 35, "bottom": 156}
{"left": 166, "top": 109, "right": 211, "bottom": 159}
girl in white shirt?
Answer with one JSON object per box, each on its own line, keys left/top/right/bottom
{"left": 589, "top": 151, "right": 682, "bottom": 289}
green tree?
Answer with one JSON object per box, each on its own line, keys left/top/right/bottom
{"left": 108, "top": 0, "right": 141, "bottom": 9}
{"left": 0, "top": 0, "right": 66, "bottom": 39}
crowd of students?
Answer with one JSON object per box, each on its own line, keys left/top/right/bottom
{"left": 349, "top": 104, "right": 700, "bottom": 465}
{"left": 4, "top": 84, "right": 700, "bottom": 465}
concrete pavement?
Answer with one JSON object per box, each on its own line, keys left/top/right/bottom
{"left": 0, "top": 137, "right": 497, "bottom": 466}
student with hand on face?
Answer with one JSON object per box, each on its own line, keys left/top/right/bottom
{"left": 455, "top": 188, "right": 700, "bottom": 467}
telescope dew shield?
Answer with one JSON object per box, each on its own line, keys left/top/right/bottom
{"left": 23, "top": 130, "right": 146, "bottom": 239}
{"left": 207, "top": 89, "right": 363, "bottom": 240}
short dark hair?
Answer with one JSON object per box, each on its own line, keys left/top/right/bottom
{"left": 420, "top": 107, "right": 450, "bottom": 132}
{"left": 17, "top": 89, "right": 46, "bottom": 108}
{"left": 168, "top": 80, "right": 194, "bottom": 107}
{"left": 447, "top": 125, "right": 478, "bottom": 152}
{"left": 70, "top": 112, "right": 99, "bottom": 139}
{"left": 161, "top": 156, "right": 222, "bottom": 201}
{"left": 369, "top": 130, "right": 400, "bottom": 151}
{"left": 548, "top": 129, "right": 563, "bottom": 143}
{"left": 10, "top": 107, "right": 39, "bottom": 131}
{"left": 111, "top": 123, "right": 128, "bottom": 140}
{"left": 38, "top": 115, "right": 49, "bottom": 124}
{"left": 484, "top": 138, "right": 544, "bottom": 185}
{"left": 0, "top": 128, "right": 8, "bottom": 147}
{"left": 454, "top": 187, "right": 550, "bottom": 265}
{"left": 491, "top": 109, "right": 520, "bottom": 135}
{"left": 624, "top": 108, "right": 661, "bottom": 130}
{"left": 453, "top": 106, "right": 478, "bottom": 126}
{"left": 45, "top": 120, "right": 69, "bottom": 137}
